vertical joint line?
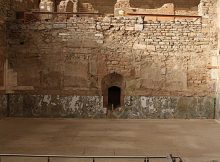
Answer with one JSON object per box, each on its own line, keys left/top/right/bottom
{"left": 147, "top": 157, "right": 149, "bottom": 162}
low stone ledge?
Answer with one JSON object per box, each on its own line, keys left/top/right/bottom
{"left": 124, "top": 96, "right": 215, "bottom": 119}
{"left": 8, "top": 95, "right": 104, "bottom": 118}
{"left": 6, "top": 94, "right": 215, "bottom": 119}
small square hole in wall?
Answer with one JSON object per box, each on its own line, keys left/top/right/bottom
{"left": 16, "top": 11, "right": 25, "bottom": 20}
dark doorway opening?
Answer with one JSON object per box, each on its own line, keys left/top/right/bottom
{"left": 66, "top": 1, "right": 74, "bottom": 18}
{"left": 108, "top": 86, "right": 121, "bottom": 109}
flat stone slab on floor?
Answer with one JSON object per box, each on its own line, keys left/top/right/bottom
{"left": 0, "top": 118, "right": 220, "bottom": 162}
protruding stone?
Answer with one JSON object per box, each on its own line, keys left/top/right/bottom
{"left": 133, "top": 43, "right": 146, "bottom": 50}
{"left": 135, "top": 24, "right": 143, "bottom": 31}
{"left": 146, "top": 45, "right": 156, "bottom": 51}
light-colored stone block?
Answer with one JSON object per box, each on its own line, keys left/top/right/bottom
{"left": 146, "top": 45, "right": 156, "bottom": 51}
{"left": 133, "top": 43, "right": 146, "bottom": 50}
{"left": 135, "top": 24, "right": 144, "bottom": 31}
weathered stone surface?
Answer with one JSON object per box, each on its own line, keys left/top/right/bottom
{"left": 9, "top": 95, "right": 104, "bottom": 118}
{"left": 123, "top": 96, "right": 215, "bottom": 119}
{"left": 6, "top": 15, "right": 216, "bottom": 97}
{"left": 134, "top": 24, "right": 143, "bottom": 31}
{"left": 0, "top": 20, "right": 5, "bottom": 88}
{"left": 7, "top": 95, "right": 215, "bottom": 119}
{"left": 214, "top": 0, "right": 220, "bottom": 120}
{"left": 133, "top": 43, "right": 146, "bottom": 49}
{"left": 0, "top": 0, "right": 219, "bottom": 119}
{"left": 0, "top": 95, "right": 6, "bottom": 117}
{"left": 146, "top": 45, "right": 156, "bottom": 51}
{"left": 58, "top": 0, "right": 78, "bottom": 13}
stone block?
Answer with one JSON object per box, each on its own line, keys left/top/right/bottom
{"left": 133, "top": 43, "right": 146, "bottom": 50}
{"left": 59, "top": 33, "right": 71, "bottom": 36}
{"left": 146, "top": 45, "right": 156, "bottom": 51}
{"left": 53, "top": 23, "right": 67, "bottom": 29}
{"left": 111, "top": 61, "right": 119, "bottom": 65}
{"left": 125, "top": 26, "right": 135, "bottom": 31}
{"left": 135, "top": 24, "right": 144, "bottom": 31}
{"left": 95, "top": 33, "right": 104, "bottom": 37}
{"left": 89, "top": 59, "right": 97, "bottom": 75}
{"left": 211, "top": 69, "right": 218, "bottom": 79}
{"left": 137, "top": 17, "right": 144, "bottom": 24}
{"left": 161, "top": 68, "right": 167, "bottom": 75}
{"left": 7, "top": 69, "right": 18, "bottom": 87}
{"left": 97, "top": 40, "right": 104, "bottom": 44}
{"left": 81, "top": 40, "right": 97, "bottom": 47}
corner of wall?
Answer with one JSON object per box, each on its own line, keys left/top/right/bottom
{"left": 215, "top": 0, "right": 220, "bottom": 119}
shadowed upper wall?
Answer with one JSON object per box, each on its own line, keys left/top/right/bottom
{"left": 130, "top": 0, "right": 200, "bottom": 10}
{"left": 48, "top": 0, "right": 200, "bottom": 14}
{"left": 14, "top": 0, "right": 40, "bottom": 11}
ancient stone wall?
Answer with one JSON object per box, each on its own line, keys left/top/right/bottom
{"left": 0, "top": 0, "right": 7, "bottom": 93}
{"left": 0, "top": 16, "right": 7, "bottom": 118}
{"left": 215, "top": 0, "right": 220, "bottom": 119}
{"left": 83, "top": 0, "right": 200, "bottom": 15}
{"left": 115, "top": 1, "right": 198, "bottom": 16}
{"left": 14, "top": 0, "right": 40, "bottom": 11}
{"left": 130, "top": 0, "right": 200, "bottom": 10}
{"left": 7, "top": 16, "right": 214, "bottom": 97}
{"left": 0, "top": 0, "right": 10, "bottom": 17}
{"left": 197, "top": 0, "right": 219, "bottom": 119}
{"left": 0, "top": 20, "right": 5, "bottom": 90}
{"left": 0, "top": 0, "right": 208, "bottom": 16}
{"left": 1, "top": 0, "right": 218, "bottom": 118}
{"left": 0, "top": 0, "right": 39, "bottom": 20}
{"left": 39, "top": 0, "right": 201, "bottom": 15}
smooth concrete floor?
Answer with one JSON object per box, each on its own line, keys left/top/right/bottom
{"left": 0, "top": 118, "right": 220, "bottom": 162}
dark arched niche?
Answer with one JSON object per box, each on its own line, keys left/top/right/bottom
{"left": 108, "top": 86, "right": 121, "bottom": 109}
{"left": 54, "top": 0, "right": 117, "bottom": 14}
{"left": 102, "top": 73, "right": 124, "bottom": 109}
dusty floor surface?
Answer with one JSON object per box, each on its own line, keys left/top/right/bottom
{"left": 0, "top": 118, "right": 220, "bottom": 162}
